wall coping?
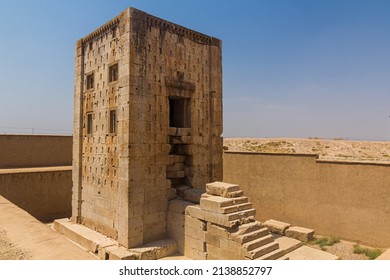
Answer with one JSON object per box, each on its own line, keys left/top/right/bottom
{"left": 0, "top": 166, "right": 72, "bottom": 175}
{"left": 224, "top": 150, "right": 390, "bottom": 166}
{"left": 224, "top": 150, "right": 319, "bottom": 158}
{"left": 0, "top": 134, "right": 72, "bottom": 138}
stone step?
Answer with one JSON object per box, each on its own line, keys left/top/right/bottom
{"left": 243, "top": 234, "right": 274, "bottom": 251}
{"left": 264, "top": 219, "right": 291, "bottom": 235}
{"left": 277, "top": 255, "right": 290, "bottom": 260}
{"left": 234, "top": 227, "right": 269, "bottom": 244}
{"left": 229, "top": 208, "right": 256, "bottom": 222}
{"left": 255, "top": 248, "right": 285, "bottom": 260}
{"left": 245, "top": 241, "right": 279, "bottom": 259}
{"left": 273, "top": 235, "right": 303, "bottom": 254}
{"left": 220, "top": 202, "right": 253, "bottom": 214}
{"left": 200, "top": 194, "right": 249, "bottom": 211}
{"left": 231, "top": 221, "right": 263, "bottom": 236}
{"left": 285, "top": 226, "right": 315, "bottom": 242}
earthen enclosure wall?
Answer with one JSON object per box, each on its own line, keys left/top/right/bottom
{"left": 0, "top": 135, "right": 72, "bottom": 168}
{"left": 223, "top": 151, "right": 390, "bottom": 247}
{"left": 0, "top": 167, "right": 72, "bottom": 222}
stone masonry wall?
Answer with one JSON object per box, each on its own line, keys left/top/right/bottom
{"left": 73, "top": 8, "right": 223, "bottom": 249}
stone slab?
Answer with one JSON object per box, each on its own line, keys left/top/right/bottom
{"left": 131, "top": 239, "right": 178, "bottom": 260}
{"left": 206, "top": 181, "right": 240, "bottom": 197}
{"left": 55, "top": 218, "right": 178, "bottom": 260}
{"left": 285, "top": 226, "right": 315, "bottom": 242}
{"left": 273, "top": 235, "right": 303, "bottom": 254}
{"left": 54, "top": 218, "right": 116, "bottom": 253}
{"left": 263, "top": 219, "right": 291, "bottom": 235}
{"left": 200, "top": 195, "right": 252, "bottom": 214}
{"left": 284, "top": 245, "right": 339, "bottom": 260}
{"left": 100, "top": 245, "right": 140, "bottom": 260}
{"left": 159, "top": 254, "right": 192, "bottom": 260}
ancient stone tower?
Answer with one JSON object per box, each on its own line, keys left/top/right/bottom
{"left": 72, "top": 8, "right": 223, "bottom": 248}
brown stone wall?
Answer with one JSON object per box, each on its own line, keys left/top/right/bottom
{"left": 0, "top": 135, "right": 72, "bottom": 168}
{"left": 73, "top": 7, "right": 223, "bottom": 249}
{"left": 223, "top": 151, "right": 390, "bottom": 247}
{"left": 128, "top": 9, "right": 223, "bottom": 244}
{"left": 0, "top": 167, "right": 72, "bottom": 222}
{"left": 72, "top": 9, "right": 131, "bottom": 244}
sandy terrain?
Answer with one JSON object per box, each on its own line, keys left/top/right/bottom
{"left": 224, "top": 138, "right": 390, "bottom": 162}
{"left": 0, "top": 231, "right": 30, "bottom": 260}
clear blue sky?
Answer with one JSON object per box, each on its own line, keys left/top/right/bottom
{"left": 1, "top": 0, "right": 390, "bottom": 140}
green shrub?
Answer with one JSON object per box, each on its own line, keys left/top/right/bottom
{"left": 353, "top": 244, "right": 382, "bottom": 260}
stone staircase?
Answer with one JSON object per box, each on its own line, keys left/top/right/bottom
{"left": 183, "top": 181, "right": 287, "bottom": 260}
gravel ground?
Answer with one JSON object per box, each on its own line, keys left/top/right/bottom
{"left": 0, "top": 230, "right": 30, "bottom": 260}
{"left": 306, "top": 239, "right": 386, "bottom": 260}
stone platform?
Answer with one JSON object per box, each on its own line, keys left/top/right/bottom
{"left": 54, "top": 218, "right": 177, "bottom": 260}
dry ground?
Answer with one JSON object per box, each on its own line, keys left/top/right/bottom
{"left": 0, "top": 230, "right": 30, "bottom": 260}
{"left": 224, "top": 138, "right": 390, "bottom": 162}
{"left": 306, "top": 238, "right": 372, "bottom": 260}
{"left": 0, "top": 228, "right": 382, "bottom": 260}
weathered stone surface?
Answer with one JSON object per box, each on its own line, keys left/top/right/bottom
{"left": 206, "top": 182, "right": 240, "bottom": 197}
{"left": 184, "top": 226, "right": 206, "bottom": 242}
{"left": 183, "top": 183, "right": 285, "bottom": 260}
{"left": 205, "top": 233, "right": 220, "bottom": 247}
{"left": 131, "top": 239, "right": 178, "bottom": 260}
{"left": 185, "top": 215, "right": 206, "bottom": 231}
{"left": 72, "top": 7, "right": 223, "bottom": 249}
{"left": 182, "top": 188, "right": 205, "bottom": 203}
{"left": 167, "top": 188, "right": 177, "bottom": 201}
{"left": 263, "top": 219, "right": 291, "bottom": 235}
{"left": 285, "top": 226, "right": 315, "bottom": 242}
{"left": 184, "top": 236, "right": 206, "bottom": 253}
{"left": 273, "top": 235, "right": 303, "bottom": 254}
{"left": 102, "top": 245, "right": 140, "bottom": 260}
{"left": 284, "top": 245, "right": 339, "bottom": 260}
{"left": 166, "top": 211, "right": 184, "bottom": 253}
{"left": 185, "top": 205, "right": 205, "bottom": 221}
{"left": 168, "top": 199, "right": 193, "bottom": 214}
{"left": 207, "top": 223, "right": 230, "bottom": 238}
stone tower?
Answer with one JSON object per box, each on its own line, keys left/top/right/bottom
{"left": 72, "top": 8, "right": 223, "bottom": 248}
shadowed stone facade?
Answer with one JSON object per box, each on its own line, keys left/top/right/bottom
{"left": 72, "top": 8, "right": 223, "bottom": 248}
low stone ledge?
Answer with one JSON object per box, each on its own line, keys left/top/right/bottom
{"left": 285, "top": 226, "right": 315, "bottom": 242}
{"left": 263, "top": 219, "right": 291, "bottom": 235}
